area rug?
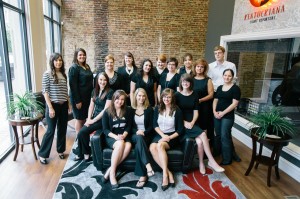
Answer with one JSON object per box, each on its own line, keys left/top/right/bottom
{"left": 54, "top": 145, "right": 246, "bottom": 199}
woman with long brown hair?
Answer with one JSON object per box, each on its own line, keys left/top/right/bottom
{"left": 101, "top": 90, "right": 132, "bottom": 189}
{"left": 150, "top": 88, "right": 184, "bottom": 191}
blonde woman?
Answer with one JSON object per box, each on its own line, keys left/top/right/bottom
{"left": 131, "top": 88, "right": 155, "bottom": 188}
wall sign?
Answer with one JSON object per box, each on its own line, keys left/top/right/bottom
{"left": 232, "top": 0, "right": 300, "bottom": 34}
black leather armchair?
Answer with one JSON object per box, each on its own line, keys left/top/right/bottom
{"left": 91, "top": 131, "right": 196, "bottom": 174}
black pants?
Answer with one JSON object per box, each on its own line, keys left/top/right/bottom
{"left": 77, "top": 121, "right": 102, "bottom": 156}
{"left": 38, "top": 102, "right": 68, "bottom": 158}
{"left": 131, "top": 134, "right": 152, "bottom": 176}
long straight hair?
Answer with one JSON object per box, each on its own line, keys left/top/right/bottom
{"left": 131, "top": 88, "right": 150, "bottom": 109}
{"left": 107, "top": 90, "right": 127, "bottom": 118}
{"left": 93, "top": 72, "right": 110, "bottom": 102}
{"left": 49, "top": 53, "right": 67, "bottom": 84}
{"left": 159, "top": 88, "right": 177, "bottom": 116}
{"left": 72, "top": 48, "right": 90, "bottom": 69}
{"left": 123, "top": 52, "right": 137, "bottom": 69}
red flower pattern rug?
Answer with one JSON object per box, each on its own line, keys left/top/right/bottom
{"left": 54, "top": 151, "right": 245, "bottom": 199}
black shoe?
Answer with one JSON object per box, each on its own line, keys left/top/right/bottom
{"left": 161, "top": 184, "right": 169, "bottom": 191}
{"left": 233, "top": 154, "right": 241, "bottom": 162}
{"left": 39, "top": 158, "right": 48, "bottom": 165}
{"left": 169, "top": 182, "right": 175, "bottom": 188}
{"left": 111, "top": 183, "right": 119, "bottom": 189}
{"left": 100, "top": 176, "right": 108, "bottom": 184}
{"left": 73, "top": 156, "right": 83, "bottom": 161}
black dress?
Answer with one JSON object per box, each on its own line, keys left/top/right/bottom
{"left": 132, "top": 74, "right": 157, "bottom": 106}
{"left": 193, "top": 77, "right": 214, "bottom": 140}
{"left": 175, "top": 92, "right": 203, "bottom": 139}
{"left": 77, "top": 89, "right": 113, "bottom": 156}
{"left": 118, "top": 66, "right": 137, "bottom": 105}
{"left": 159, "top": 73, "right": 180, "bottom": 92}
{"left": 69, "top": 64, "right": 93, "bottom": 120}
{"left": 153, "top": 67, "right": 168, "bottom": 85}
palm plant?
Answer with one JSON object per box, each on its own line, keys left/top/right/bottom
{"left": 250, "top": 106, "right": 296, "bottom": 139}
{"left": 7, "top": 91, "right": 44, "bottom": 119}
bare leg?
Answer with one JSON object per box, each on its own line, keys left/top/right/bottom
{"left": 157, "top": 142, "right": 170, "bottom": 186}
{"left": 200, "top": 132, "right": 224, "bottom": 172}
{"left": 195, "top": 136, "right": 205, "bottom": 174}
{"left": 150, "top": 143, "right": 163, "bottom": 168}
{"left": 110, "top": 141, "right": 125, "bottom": 185}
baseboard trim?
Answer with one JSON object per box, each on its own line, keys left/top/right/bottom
{"left": 232, "top": 127, "right": 300, "bottom": 183}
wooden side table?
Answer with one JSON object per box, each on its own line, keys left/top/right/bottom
{"left": 9, "top": 117, "right": 41, "bottom": 161}
{"left": 245, "top": 133, "right": 291, "bottom": 187}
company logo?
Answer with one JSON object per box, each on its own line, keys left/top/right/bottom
{"left": 250, "top": 0, "right": 272, "bottom": 7}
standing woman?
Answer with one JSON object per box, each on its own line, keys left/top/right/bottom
{"left": 176, "top": 74, "right": 224, "bottom": 174}
{"left": 131, "top": 88, "right": 155, "bottom": 188}
{"left": 193, "top": 59, "right": 215, "bottom": 142}
{"left": 102, "top": 54, "right": 123, "bottom": 91}
{"left": 69, "top": 48, "right": 93, "bottom": 134}
{"left": 101, "top": 90, "right": 132, "bottom": 189}
{"left": 153, "top": 54, "right": 168, "bottom": 84}
{"left": 178, "top": 53, "right": 193, "bottom": 76}
{"left": 150, "top": 88, "right": 184, "bottom": 191}
{"left": 117, "top": 52, "right": 137, "bottom": 105}
{"left": 213, "top": 69, "right": 241, "bottom": 165}
{"left": 157, "top": 57, "right": 181, "bottom": 102}
{"left": 74, "top": 72, "right": 113, "bottom": 162}
{"left": 38, "top": 53, "right": 72, "bottom": 164}
{"left": 130, "top": 58, "right": 157, "bottom": 107}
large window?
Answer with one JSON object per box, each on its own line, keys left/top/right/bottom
{"left": 43, "top": 0, "right": 61, "bottom": 62}
{"left": 0, "top": 0, "right": 31, "bottom": 159}
{"left": 224, "top": 35, "right": 300, "bottom": 146}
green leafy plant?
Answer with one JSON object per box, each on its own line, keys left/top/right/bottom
{"left": 250, "top": 106, "right": 296, "bottom": 139}
{"left": 7, "top": 91, "right": 44, "bottom": 119}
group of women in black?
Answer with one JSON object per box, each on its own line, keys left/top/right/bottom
{"left": 38, "top": 49, "right": 241, "bottom": 191}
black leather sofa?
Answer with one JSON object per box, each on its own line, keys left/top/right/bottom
{"left": 91, "top": 131, "right": 197, "bottom": 174}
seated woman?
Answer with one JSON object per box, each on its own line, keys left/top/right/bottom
{"left": 74, "top": 72, "right": 113, "bottom": 161}
{"left": 101, "top": 90, "right": 132, "bottom": 189}
{"left": 175, "top": 74, "right": 224, "bottom": 174}
{"left": 131, "top": 88, "right": 155, "bottom": 188}
{"left": 150, "top": 88, "right": 184, "bottom": 191}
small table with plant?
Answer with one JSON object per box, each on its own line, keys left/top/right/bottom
{"left": 7, "top": 92, "right": 45, "bottom": 161}
{"left": 245, "top": 106, "right": 296, "bottom": 187}
{"left": 9, "top": 116, "right": 42, "bottom": 161}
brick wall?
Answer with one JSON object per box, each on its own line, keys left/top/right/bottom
{"left": 61, "top": 0, "right": 209, "bottom": 72}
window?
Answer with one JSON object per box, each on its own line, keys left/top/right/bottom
{"left": 0, "top": 0, "right": 32, "bottom": 158}
{"left": 43, "top": 0, "right": 61, "bottom": 62}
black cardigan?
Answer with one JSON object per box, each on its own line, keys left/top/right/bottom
{"left": 102, "top": 106, "right": 133, "bottom": 136}
{"left": 153, "top": 106, "right": 184, "bottom": 135}
{"left": 131, "top": 107, "right": 153, "bottom": 136}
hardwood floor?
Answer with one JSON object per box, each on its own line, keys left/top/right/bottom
{"left": 0, "top": 122, "right": 299, "bottom": 199}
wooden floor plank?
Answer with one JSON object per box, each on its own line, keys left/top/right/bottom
{"left": 0, "top": 122, "right": 299, "bottom": 199}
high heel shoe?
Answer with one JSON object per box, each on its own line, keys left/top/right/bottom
{"left": 208, "top": 161, "right": 225, "bottom": 172}
{"left": 161, "top": 176, "right": 169, "bottom": 191}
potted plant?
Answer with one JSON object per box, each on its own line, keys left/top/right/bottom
{"left": 249, "top": 106, "right": 296, "bottom": 139}
{"left": 7, "top": 91, "right": 44, "bottom": 120}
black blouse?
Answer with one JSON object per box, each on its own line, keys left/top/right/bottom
{"left": 68, "top": 64, "right": 93, "bottom": 104}
{"left": 132, "top": 74, "right": 157, "bottom": 106}
{"left": 159, "top": 73, "right": 180, "bottom": 92}
{"left": 92, "top": 89, "right": 113, "bottom": 118}
{"left": 102, "top": 106, "right": 133, "bottom": 136}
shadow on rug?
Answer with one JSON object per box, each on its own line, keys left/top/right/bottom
{"left": 54, "top": 147, "right": 246, "bottom": 199}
